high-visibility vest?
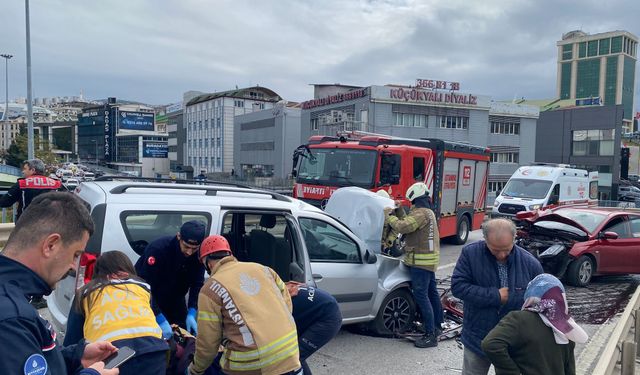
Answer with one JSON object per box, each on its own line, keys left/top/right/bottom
{"left": 82, "top": 279, "right": 162, "bottom": 343}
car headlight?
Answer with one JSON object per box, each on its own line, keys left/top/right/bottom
{"left": 529, "top": 204, "right": 541, "bottom": 210}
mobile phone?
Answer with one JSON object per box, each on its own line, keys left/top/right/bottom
{"left": 103, "top": 346, "right": 136, "bottom": 369}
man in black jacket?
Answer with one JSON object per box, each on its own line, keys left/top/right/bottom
{"left": 0, "top": 192, "right": 118, "bottom": 375}
{"left": 0, "top": 158, "right": 62, "bottom": 219}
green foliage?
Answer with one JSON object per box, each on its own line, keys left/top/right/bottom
{"left": 1, "top": 127, "right": 59, "bottom": 168}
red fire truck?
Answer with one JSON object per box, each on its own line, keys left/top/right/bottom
{"left": 292, "top": 133, "right": 490, "bottom": 244}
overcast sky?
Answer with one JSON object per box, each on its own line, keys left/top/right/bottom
{"left": 1, "top": 0, "right": 638, "bottom": 106}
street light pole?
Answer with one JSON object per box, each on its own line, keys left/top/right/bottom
{"left": 25, "top": 0, "right": 34, "bottom": 160}
{"left": 0, "top": 54, "right": 12, "bottom": 152}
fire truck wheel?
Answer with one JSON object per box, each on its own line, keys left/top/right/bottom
{"left": 452, "top": 215, "right": 470, "bottom": 245}
{"left": 371, "top": 288, "right": 416, "bottom": 336}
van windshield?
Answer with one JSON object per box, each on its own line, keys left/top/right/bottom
{"left": 501, "top": 178, "right": 553, "bottom": 199}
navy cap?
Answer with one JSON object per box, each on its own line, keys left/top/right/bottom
{"left": 180, "top": 220, "right": 206, "bottom": 245}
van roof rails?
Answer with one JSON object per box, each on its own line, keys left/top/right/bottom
{"left": 106, "top": 183, "right": 291, "bottom": 202}
{"left": 531, "top": 162, "right": 575, "bottom": 168}
{"left": 95, "top": 175, "right": 251, "bottom": 189}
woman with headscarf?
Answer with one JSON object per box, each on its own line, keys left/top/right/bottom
{"left": 481, "top": 273, "right": 588, "bottom": 375}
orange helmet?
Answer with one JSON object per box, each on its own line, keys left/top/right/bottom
{"left": 199, "top": 235, "right": 231, "bottom": 262}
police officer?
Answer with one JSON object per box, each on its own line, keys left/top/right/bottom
{"left": 135, "top": 220, "right": 207, "bottom": 338}
{"left": 0, "top": 192, "right": 118, "bottom": 374}
{"left": 0, "top": 158, "right": 62, "bottom": 219}
{"left": 385, "top": 182, "right": 443, "bottom": 348}
{"left": 287, "top": 282, "right": 342, "bottom": 375}
{"left": 187, "top": 235, "right": 301, "bottom": 375}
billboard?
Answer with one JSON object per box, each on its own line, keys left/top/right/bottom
{"left": 143, "top": 142, "right": 168, "bottom": 158}
{"left": 119, "top": 111, "right": 155, "bottom": 131}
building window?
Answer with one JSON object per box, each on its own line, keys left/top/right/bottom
{"left": 311, "top": 118, "right": 319, "bottom": 131}
{"left": 490, "top": 121, "right": 520, "bottom": 135}
{"left": 393, "top": 113, "right": 427, "bottom": 127}
{"left": 611, "top": 36, "right": 623, "bottom": 53}
{"left": 599, "top": 38, "right": 611, "bottom": 55}
{"left": 572, "top": 129, "right": 615, "bottom": 156}
{"left": 562, "top": 44, "right": 573, "bottom": 60}
{"left": 578, "top": 42, "right": 587, "bottom": 58}
{"left": 438, "top": 115, "right": 468, "bottom": 129}
{"left": 576, "top": 59, "right": 600, "bottom": 98}
{"left": 488, "top": 181, "right": 506, "bottom": 193}
{"left": 490, "top": 152, "right": 519, "bottom": 163}
{"left": 587, "top": 40, "right": 598, "bottom": 57}
{"left": 234, "top": 100, "right": 244, "bottom": 108}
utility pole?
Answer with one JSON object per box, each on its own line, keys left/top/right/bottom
{"left": 25, "top": 0, "right": 35, "bottom": 160}
{"left": 0, "top": 54, "right": 12, "bottom": 152}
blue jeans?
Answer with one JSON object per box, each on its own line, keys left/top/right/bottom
{"left": 410, "top": 267, "right": 443, "bottom": 334}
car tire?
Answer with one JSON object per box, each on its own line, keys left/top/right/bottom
{"left": 566, "top": 256, "right": 595, "bottom": 287}
{"left": 452, "top": 215, "right": 470, "bottom": 245}
{"left": 371, "top": 288, "right": 416, "bottom": 336}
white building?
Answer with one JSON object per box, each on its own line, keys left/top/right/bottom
{"left": 184, "top": 86, "right": 282, "bottom": 173}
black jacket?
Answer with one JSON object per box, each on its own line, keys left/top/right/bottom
{"left": 0, "top": 255, "right": 98, "bottom": 375}
{"left": 0, "top": 175, "right": 62, "bottom": 218}
{"left": 135, "top": 236, "right": 204, "bottom": 325}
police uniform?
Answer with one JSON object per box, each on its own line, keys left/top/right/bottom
{"left": 0, "top": 175, "right": 62, "bottom": 219}
{"left": 64, "top": 279, "right": 169, "bottom": 375}
{"left": 0, "top": 255, "right": 99, "bottom": 375}
{"left": 291, "top": 286, "right": 342, "bottom": 375}
{"left": 135, "top": 235, "right": 205, "bottom": 326}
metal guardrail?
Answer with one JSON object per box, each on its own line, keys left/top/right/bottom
{"left": 592, "top": 285, "right": 640, "bottom": 375}
{"left": 0, "top": 223, "right": 14, "bottom": 246}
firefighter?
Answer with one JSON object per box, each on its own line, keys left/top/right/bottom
{"left": 376, "top": 189, "right": 405, "bottom": 256}
{"left": 187, "top": 235, "right": 302, "bottom": 375}
{"left": 135, "top": 220, "right": 207, "bottom": 338}
{"left": 384, "top": 182, "right": 443, "bottom": 348}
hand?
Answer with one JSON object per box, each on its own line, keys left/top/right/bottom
{"left": 89, "top": 361, "right": 120, "bottom": 375}
{"left": 81, "top": 341, "right": 117, "bottom": 368}
{"left": 186, "top": 308, "right": 198, "bottom": 335}
{"left": 156, "top": 313, "right": 173, "bottom": 340}
{"left": 499, "top": 287, "right": 509, "bottom": 304}
{"left": 383, "top": 207, "right": 394, "bottom": 216}
{"left": 394, "top": 200, "right": 403, "bottom": 208}
{"left": 286, "top": 281, "right": 304, "bottom": 297}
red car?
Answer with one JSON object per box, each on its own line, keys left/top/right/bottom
{"left": 516, "top": 207, "right": 640, "bottom": 287}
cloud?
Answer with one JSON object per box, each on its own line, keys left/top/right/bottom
{"left": 0, "top": 0, "right": 637, "bottom": 106}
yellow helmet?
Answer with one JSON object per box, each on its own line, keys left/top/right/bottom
{"left": 406, "top": 182, "right": 428, "bottom": 201}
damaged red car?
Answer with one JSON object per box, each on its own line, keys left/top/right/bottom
{"left": 516, "top": 208, "right": 640, "bottom": 287}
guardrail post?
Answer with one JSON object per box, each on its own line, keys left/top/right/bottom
{"left": 621, "top": 341, "right": 636, "bottom": 375}
{"left": 636, "top": 310, "right": 640, "bottom": 357}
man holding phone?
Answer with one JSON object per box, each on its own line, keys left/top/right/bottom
{"left": 451, "top": 218, "right": 543, "bottom": 375}
{"left": 0, "top": 193, "right": 119, "bottom": 375}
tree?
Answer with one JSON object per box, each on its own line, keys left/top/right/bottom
{"left": 1, "top": 127, "right": 59, "bottom": 168}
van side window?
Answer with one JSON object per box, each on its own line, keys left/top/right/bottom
{"left": 413, "top": 157, "right": 425, "bottom": 181}
{"left": 380, "top": 154, "right": 401, "bottom": 185}
{"left": 548, "top": 184, "right": 560, "bottom": 205}
{"left": 299, "top": 218, "right": 360, "bottom": 263}
{"left": 120, "top": 211, "right": 211, "bottom": 255}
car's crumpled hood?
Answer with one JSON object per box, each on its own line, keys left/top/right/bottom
{"left": 517, "top": 210, "right": 591, "bottom": 235}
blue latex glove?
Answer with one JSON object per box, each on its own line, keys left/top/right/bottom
{"left": 186, "top": 308, "right": 198, "bottom": 335}
{"left": 156, "top": 313, "right": 172, "bottom": 340}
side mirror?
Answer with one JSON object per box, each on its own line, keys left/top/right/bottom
{"left": 600, "top": 231, "right": 619, "bottom": 240}
{"left": 364, "top": 250, "right": 377, "bottom": 264}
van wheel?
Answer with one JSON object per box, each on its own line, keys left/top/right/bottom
{"left": 452, "top": 216, "right": 470, "bottom": 245}
{"left": 371, "top": 288, "right": 415, "bottom": 336}
{"left": 566, "top": 256, "right": 595, "bottom": 287}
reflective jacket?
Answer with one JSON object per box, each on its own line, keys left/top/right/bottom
{"left": 386, "top": 206, "right": 440, "bottom": 272}
{"left": 0, "top": 175, "right": 62, "bottom": 218}
{"left": 381, "top": 206, "right": 405, "bottom": 252}
{"left": 0, "top": 255, "right": 98, "bottom": 375}
{"left": 189, "top": 256, "right": 300, "bottom": 375}
{"left": 64, "top": 278, "right": 168, "bottom": 359}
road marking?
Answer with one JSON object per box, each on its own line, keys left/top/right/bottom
{"left": 439, "top": 262, "right": 457, "bottom": 270}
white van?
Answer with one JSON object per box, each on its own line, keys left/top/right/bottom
{"left": 492, "top": 164, "right": 598, "bottom": 218}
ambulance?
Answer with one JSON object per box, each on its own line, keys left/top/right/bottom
{"left": 492, "top": 163, "right": 598, "bottom": 218}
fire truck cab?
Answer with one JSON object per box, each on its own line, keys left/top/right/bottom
{"left": 292, "top": 133, "right": 490, "bottom": 244}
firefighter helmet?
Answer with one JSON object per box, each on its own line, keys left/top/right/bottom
{"left": 199, "top": 235, "right": 231, "bottom": 262}
{"left": 375, "top": 190, "right": 390, "bottom": 199}
{"left": 406, "top": 182, "right": 429, "bottom": 201}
